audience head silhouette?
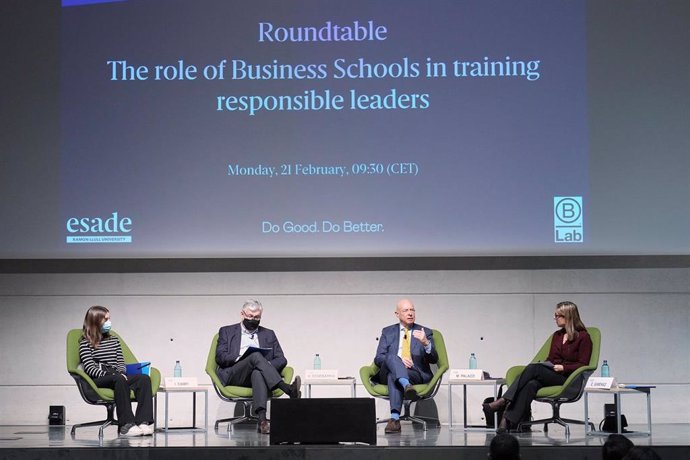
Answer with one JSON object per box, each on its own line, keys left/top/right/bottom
{"left": 488, "top": 433, "right": 520, "bottom": 460}
{"left": 602, "top": 434, "right": 634, "bottom": 460}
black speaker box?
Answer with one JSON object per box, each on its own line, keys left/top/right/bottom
{"left": 270, "top": 398, "right": 376, "bottom": 445}
{"left": 605, "top": 403, "right": 617, "bottom": 417}
{"left": 48, "top": 405, "right": 65, "bottom": 425}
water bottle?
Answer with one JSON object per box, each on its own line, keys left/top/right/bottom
{"left": 313, "top": 354, "right": 321, "bottom": 370}
{"left": 469, "top": 353, "right": 477, "bottom": 369}
{"left": 174, "top": 360, "right": 182, "bottom": 378}
{"left": 601, "top": 360, "right": 610, "bottom": 378}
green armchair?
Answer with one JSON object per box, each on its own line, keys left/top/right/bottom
{"left": 360, "top": 329, "right": 449, "bottom": 431}
{"left": 66, "top": 329, "right": 161, "bottom": 438}
{"left": 205, "top": 333, "right": 294, "bottom": 432}
{"left": 505, "top": 327, "right": 601, "bottom": 436}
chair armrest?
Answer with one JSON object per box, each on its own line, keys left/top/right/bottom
{"left": 70, "top": 368, "right": 97, "bottom": 390}
{"left": 560, "top": 364, "right": 596, "bottom": 390}
{"left": 505, "top": 365, "right": 526, "bottom": 387}
{"left": 271, "top": 366, "right": 294, "bottom": 397}
{"left": 69, "top": 368, "right": 113, "bottom": 402}
{"left": 359, "top": 363, "right": 380, "bottom": 395}
{"left": 205, "top": 362, "right": 226, "bottom": 390}
{"left": 149, "top": 367, "right": 161, "bottom": 396}
{"left": 419, "top": 361, "right": 449, "bottom": 397}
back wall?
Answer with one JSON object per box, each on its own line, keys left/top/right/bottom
{"left": 1, "top": 267, "right": 687, "bottom": 427}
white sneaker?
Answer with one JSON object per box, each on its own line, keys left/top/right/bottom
{"left": 138, "top": 423, "right": 154, "bottom": 436}
{"left": 119, "top": 423, "right": 144, "bottom": 437}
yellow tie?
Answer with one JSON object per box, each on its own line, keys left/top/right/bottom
{"left": 402, "top": 328, "right": 411, "bottom": 359}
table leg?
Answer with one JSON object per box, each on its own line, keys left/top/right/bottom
{"left": 448, "top": 383, "right": 453, "bottom": 429}
{"left": 192, "top": 392, "right": 197, "bottom": 429}
{"left": 616, "top": 393, "right": 622, "bottom": 434}
{"left": 463, "top": 385, "right": 468, "bottom": 429}
{"left": 165, "top": 392, "right": 169, "bottom": 432}
{"left": 153, "top": 394, "right": 158, "bottom": 430}
{"left": 646, "top": 391, "right": 652, "bottom": 435}
{"left": 205, "top": 390, "right": 208, "bottom": 431}
{"left": 584, "top": 391, "right": 590, "bottom": 434}
{"left": 493, "top": 382, "right": 498, "bottom": 431}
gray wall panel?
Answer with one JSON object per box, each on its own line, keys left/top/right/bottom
{"left": 0, "top": 268, "right": 688, "bottom": 425}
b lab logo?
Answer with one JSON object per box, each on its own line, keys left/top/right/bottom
{"left": 554, "top": 197, "right": 583, "bottom": 243}
{"left": 65, "top": 211, "right": 133, "bottom": 244}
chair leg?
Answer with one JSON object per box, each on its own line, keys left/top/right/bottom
{"left": 215, "top": 401, "right": 259, "bottom": 432}
{"left": 399, "top": 401, "right": 428, "bottom": 431}
{"left": 71, "top": 419, "right": 113, "bottom": 436}
{"left": 376, "top": 401, "right": 439, "bottom": 432}
{"left": 403, "top": 415, "right": 427, "bottom": 431}
{"left": 71, "top": 404, "right": 117, "bottom": 438}
{"left": 561, "top": 417, "right": 596, "bottom": 432}
{"left": 412, "top": 415, "right": 441, "bottom": 427}
{"left": 518, "top": 402, "right": 590, "bottom": 437}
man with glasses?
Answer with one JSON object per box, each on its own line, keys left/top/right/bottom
{"left": 373, "top": 298, "right": 438, "bottom": 434}
{"left": 215, "top": 299, "right": 301, "bottom": 434}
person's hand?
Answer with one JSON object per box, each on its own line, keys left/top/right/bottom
{"left": 553, "top": 364, "right": 564, "bottom": 372}
{"left": 402, "top": 357, "right": 414, "bottom": 368}
{"left": 412, "top": 328, "right": 429, "bottom": 347}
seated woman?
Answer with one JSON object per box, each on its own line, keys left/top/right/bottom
{"left": 78, "top": 305, "right": 154, "bottom": 437}
{"left": 484, "top": 301, "right": 593, "bottom": 432}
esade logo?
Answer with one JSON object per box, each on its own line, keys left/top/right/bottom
{"left": 66, "top": 211, "right": 133, "bottom": 244}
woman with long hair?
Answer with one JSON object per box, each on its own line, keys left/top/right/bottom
{"left": 79, "top": 305, "right": 154, "bottom": 437}
{"left": 484, "top": 301, "right": 593, "bottom": 432}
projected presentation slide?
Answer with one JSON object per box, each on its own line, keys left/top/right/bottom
{"left": 58, "top": 0, "right": 589, "bottom": 257}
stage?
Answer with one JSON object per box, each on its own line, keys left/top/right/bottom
{"left": 1, "top": 423, "right": 688, "bottom": 460}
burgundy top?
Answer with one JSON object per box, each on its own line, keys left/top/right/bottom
{"left": 546, "top": 329, "right": 593, "bottom": 375}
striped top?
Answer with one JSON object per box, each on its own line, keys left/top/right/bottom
{"left": 79, "top": 335, "right": 126, "bottom": 379}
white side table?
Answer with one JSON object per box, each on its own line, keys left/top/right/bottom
{"left": 303, "top": 377, "right": 357, "bottom": 398}
{"left": 155, "top": 385, "right": 209, "bottom": 432}
{"left": 448, "top": 378, "right": 504, "bottom": 431}
{"left": 584, "top": 385, "right": 654, "bottom": 436}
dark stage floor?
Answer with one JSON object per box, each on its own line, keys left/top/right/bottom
{"left": 1, "top": 423, "right": 688, "bottom": 460}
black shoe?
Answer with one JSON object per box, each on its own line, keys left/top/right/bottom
{"left": 404, "top": 384, "right": 420, "bottom": 402}
{"left": 483, "top": 397, "right": 507, "bottom": 413}
{"left": 289, "top": 375, "right": 302, "bottom": 399}
{"left": 518, "top": 423, "right": 532, "bottom": 433}
{"left": 497, "top": 414, "right": 512, "bottom": 434}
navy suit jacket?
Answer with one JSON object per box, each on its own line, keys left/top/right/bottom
{"left": 374, "top": 323, "right": 439, "bottom": 382}
{"left": 215, "top": 323, "right": 287, "bottom": 371}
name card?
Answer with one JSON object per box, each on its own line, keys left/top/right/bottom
{"left": 586, "top": 377, "right": 617, "bottom": 390}
{"left": 450, "top": 369, "right": 484, "bottom": 381}
{"left": 305, "top": 369, "right": 339, "bottom": 380}
{"left": 164, "top": 377, "right": 198, "bottom": 388}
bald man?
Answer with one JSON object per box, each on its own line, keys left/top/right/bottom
{"left": 373, "top": 299, "right": 438, "bottom": 434}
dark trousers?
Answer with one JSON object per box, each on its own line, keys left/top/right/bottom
{"left": 216, "top": 352, "right": 283, "bottom": 418}
{"left": 502, "top": 363, "right": 566, "bottom": 424}
{"left": 93, "top": 374, "right": 153, "bottom": 427}
{"left": 378, "top": 354, "right": 425, "bottom": 414}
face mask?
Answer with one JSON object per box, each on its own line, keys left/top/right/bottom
{"left": 243, "top": 318, "right": 260, "bottom": 331}
{"left": 101, "top": 320, "right": 112, "bottom": 334}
